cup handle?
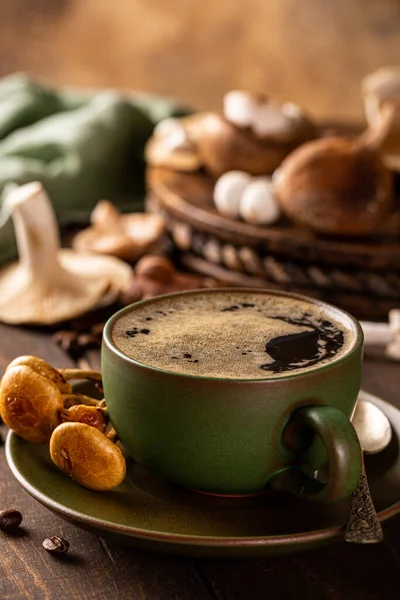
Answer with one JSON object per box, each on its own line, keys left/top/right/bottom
{"left": 280, "top": 405, "right": 362, "bottom": 503}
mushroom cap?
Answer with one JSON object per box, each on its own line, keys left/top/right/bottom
{"left": 49, "top": 422, "right": 126, "bottom": 491}
{"left": 273, "top": 136, "right": 394, "bottom": 236}
{"left": 60, "top": 405, "right": 107, "bottom": 432}
{"left": 6, "top": 355, "right": 72, "bottom": 393}
{"left": 0, "top": 365, "right": 63, "bottom": 443}
{"left": 145, "top": 117, "right": 201, "bottom": 171}
{"left": 72, "top": 201, "right": 166, "bottom": 262}
{"left": 0, "top": 249, "right": 133, "bottom": 325}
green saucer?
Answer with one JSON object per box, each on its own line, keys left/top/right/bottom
{"left": 5, "top": 391, "right": 400, "bottom": 558}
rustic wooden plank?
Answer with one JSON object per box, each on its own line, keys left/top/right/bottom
{"left": 0, "top": 327, "right": 212, "bottom": 600}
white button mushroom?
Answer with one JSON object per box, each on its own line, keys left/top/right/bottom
{"left": 213, "top": 171, "right": 251, "bottom": 219}
{"left": 239, "top": 177, "right": 281, "bottom": 226}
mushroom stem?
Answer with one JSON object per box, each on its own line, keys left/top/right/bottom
{"left": 8, "top": 183, "right": 62, "bottom": 281}
{"left": 59, "top": 368, "right": 102, "bottom": 382}
{"left": 61, "top": 393, "right": 101, "bottom": 408}
{"left": 106, "top": 427, "right": 118, "bottom": 442}
{"left": 358, "top": 102, "right": 398, "bottom": 150}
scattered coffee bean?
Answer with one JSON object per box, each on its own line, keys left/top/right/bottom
{"left": 140, "top": 329, "right": 150, "bottom": 335}
{"left": 183, "top": 353, "right": 192, "bottom": 358}
{"left": 42, "top": 536, "right": 70, "bottom": 555}
{"left": 0, "top": 509, "right": 23, "bottom": 531}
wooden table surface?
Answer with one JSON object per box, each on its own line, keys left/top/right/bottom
{"left": 1, "top": 323, "right": 400, "bottom": 600}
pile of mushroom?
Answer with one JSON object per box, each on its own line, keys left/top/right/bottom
{"left": 146, "top": 91, "right": 317, "bottom": 178}
{"left": 0, "top": 182, "right": 133, "bottom": 325}
{"left": 0, "top": 355, "right": 126, "bottom": 491}
{"left": 72, "top": 200, "right": 166, "bottom": 262}
{"left": 145, "top": 78, "right": 400, "bottom": 237}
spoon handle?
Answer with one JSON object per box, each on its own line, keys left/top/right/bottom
{"left": 344, "top": 458, "right": 384, "bottom": 544}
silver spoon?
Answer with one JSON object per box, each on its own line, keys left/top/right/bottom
{"left": 345, "top": 396, "right": 392, "bottom": 544}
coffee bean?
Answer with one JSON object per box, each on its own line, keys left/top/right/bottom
{"left": 42, "top": 536, "right": 70, "bottom": 555}
{"left": 0, "top": 509, "right": 23, "bottom": 531}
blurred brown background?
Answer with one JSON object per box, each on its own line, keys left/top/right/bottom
{"left": 1, "top": 0, "right": 400, "bottom": 120}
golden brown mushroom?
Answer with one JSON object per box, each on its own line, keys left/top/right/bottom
{"left": 60, "top": 404, "right": 108, "bottom": 433}
{"left": 72, "top": 200, "right": 166, "bottom": 262}
{"left": 49, "top": 422, "right": 126, "bottom": 491}
{"left": 0, "top": 356, "right": 105, "bottom": 442}
{"left": 6, "top": 355, "right": 72, "bottom": 394}
{"left": 273, "top": 105, "right": 395, "bottom": 236}
{"left": 0, "top": 365, "right": 64, "bottom": 443}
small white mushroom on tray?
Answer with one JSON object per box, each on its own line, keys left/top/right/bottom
{"left": 213, "top": 170, "right": 281, "bottom": 226}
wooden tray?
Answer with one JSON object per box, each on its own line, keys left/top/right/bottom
{"left": 146, "top": 167, "right": 400, "bottom": 321}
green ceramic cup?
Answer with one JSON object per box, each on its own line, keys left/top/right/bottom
{"left": 102, "top": 288, "right": 363, "bottom": 502}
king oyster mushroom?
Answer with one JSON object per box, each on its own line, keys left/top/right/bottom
{"left": 272, "top": 103, "right": 396, "bottom": 236}
{"left": 0, "top": 182, "right": 133, "bottom": 324}
{"left": 362, "top": 66, "right": 400, "bottom": 171}
{"left": 145, "top": 92, "right": 316, "bottom": 179}
{"left": 72, "top": 200, "right": 165, "bottom": 262}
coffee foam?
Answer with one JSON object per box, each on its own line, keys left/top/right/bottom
{"left": 111, "top": 291, "right": 355, "bottom": 379}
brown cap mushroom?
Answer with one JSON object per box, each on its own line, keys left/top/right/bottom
{"left": 0, "top": 183, "right": 133, "bottom": 325}
{"left": 273, "top": 105, "right": 395, "bottom": 236}
{"left": 0, "top": 365, "right": 64, "bottom": 443}
{"left": 49, "top": 422, "right": 126, "bottom": 491}
{"left": 72, "top": 200, "right": 166, "bottom": 262}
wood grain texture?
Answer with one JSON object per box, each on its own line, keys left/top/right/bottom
{"left": 1, "top": 327, "right": 400, "bottom": 599}
{"left": 1, "top": 1, "right": 400, "bottom": 119}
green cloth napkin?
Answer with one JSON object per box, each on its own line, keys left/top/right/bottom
{"left": 0, "top": 74, "right": 190, "bottom": 267}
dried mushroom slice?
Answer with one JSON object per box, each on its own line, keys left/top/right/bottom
{"left": 72, "top": 200, "right": 165, "bottom": 262}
